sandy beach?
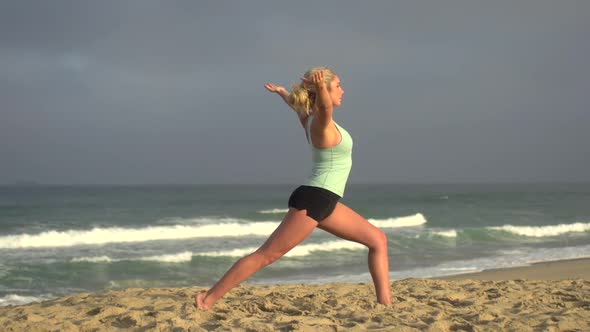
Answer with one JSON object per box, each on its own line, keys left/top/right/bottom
{"left": 1, "top": 259, "right": 589, "bottom": 331}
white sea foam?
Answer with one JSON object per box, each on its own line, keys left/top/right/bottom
{"left": 489, "top": 222, "right": 590, "bottom": 237}
{"left": 71, "top": 256, "right": 113, "bottom": 263}
{"left": 72, "top": 253, "right": 194, "bottom": 263}
{"left": 258, "top": 208, "right": 289, "bottom": 214}
{"left": 155, "top": 216, "right": 252, "bottom": 225}
{"left": 70, "top": 240, "right": 366, "bottom": 263}
{"left": 202, "top": 240, "right": 365, "bottom": 258}
{"left": 0, "top": 213, "right": 426, "bottom": 249}
{"left": 432, "top": 230, "right": 458, "bottom": 238}
{"left": 0, "top": 222, "right": 279, "bottom": 249}
{"left": 369, "top": 213, "right": 427, "bottom": 228}
{"left": 439, "top": 267, "right": 478, "bottom": 272}
{"left": 0, "top": 294, "right": 48, "bottom": 306}
{"left": 139, "top": 251, "right": 194, "bottom": 263}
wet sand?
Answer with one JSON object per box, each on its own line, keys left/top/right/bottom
{"left": 438, "top": 257, "right": 590, "bottom": 281}
{"left": 1, "top": 258, "right": 589, "bottom": 331}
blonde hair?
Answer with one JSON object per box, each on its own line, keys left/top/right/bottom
{"left": 289, "top": 66, "right": 337, "bottom": 116}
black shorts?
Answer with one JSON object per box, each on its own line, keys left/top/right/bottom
{"left": 287, "top": 185, "right": 341, "bottom": 222}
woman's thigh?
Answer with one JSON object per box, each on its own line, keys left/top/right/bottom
{"left": 317, "top": 202, "right": 386, "bottom": 246}
{"left": 256, "top": 208, "right": 318, "bottom": 257}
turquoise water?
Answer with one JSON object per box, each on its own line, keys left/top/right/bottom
{"left": 1, "top": 183, "right": 589, "bottom": 306}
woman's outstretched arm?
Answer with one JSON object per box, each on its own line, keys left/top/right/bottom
{"left": 264, "top": 83, "right": 294, "bottom": 111}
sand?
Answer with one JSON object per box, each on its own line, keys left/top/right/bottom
{"left": 1, "top": 259, "right": 590, "bottom": 331}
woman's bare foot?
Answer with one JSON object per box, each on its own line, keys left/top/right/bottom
{"left": 378, "top": 292, "right": 392, "bottom": 306}
{"left": 195, "top": 290, "right": 212, "bottom": 311}
{"left": 379, "top": 298, "right": 392, "bottom": 306}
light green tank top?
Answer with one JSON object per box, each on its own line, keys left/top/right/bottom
{"left": 304, "top": 115, "right": 353, "bottom": 197}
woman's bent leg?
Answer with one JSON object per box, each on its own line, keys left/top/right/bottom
{"left": 318, "top": 202, "right": 392, "bottom": 305}
{"left": 196, "top": 208, "right": 318, "bottom": 310}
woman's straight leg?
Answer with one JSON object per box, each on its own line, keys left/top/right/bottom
{"left": 196, "top": 208, "right": 318, "bottom": 310}
{"left": 318, "top": 202, "right": 392, "bottom": 304}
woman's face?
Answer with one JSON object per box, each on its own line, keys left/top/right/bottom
{"left": 329, "top": 75, "right": 344, "bottom": 107}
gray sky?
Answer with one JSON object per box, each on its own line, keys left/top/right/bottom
{"left": 1, "top": 0, "right": 589, "bottom": 185}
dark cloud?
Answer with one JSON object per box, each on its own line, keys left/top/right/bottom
{"left": 1, "top": 1, "right": 589, "bottom": 184}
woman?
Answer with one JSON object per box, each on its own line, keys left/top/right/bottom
{"left": 196, "top": 67, "right": 391, "bottom": 310}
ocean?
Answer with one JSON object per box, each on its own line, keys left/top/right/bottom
{"left": 1, "top": 183, "right": 589, "bottom": 306}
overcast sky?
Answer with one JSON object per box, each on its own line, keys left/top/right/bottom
{"left": 1, "top": 1, "right": 589, "bottom": 185}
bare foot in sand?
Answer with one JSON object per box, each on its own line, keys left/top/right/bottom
{"left": 195, "top": 291, "right": 212, "bottom": 311}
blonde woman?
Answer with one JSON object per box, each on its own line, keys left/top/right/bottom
{"left": 196, "top": 67, "right": 391, "bottom": 310}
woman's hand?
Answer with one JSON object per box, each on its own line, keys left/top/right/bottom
{"left": 301, "top": 71, "right": 326, "bottom": 90}
{"left": 303, "top": 70, "right": 332, "bottom": 119}
{"left": 265, "top": 83, "right": 292, "bottom": 109}
{"left": 264, "top": 83, "right": 287, "bottom": 94}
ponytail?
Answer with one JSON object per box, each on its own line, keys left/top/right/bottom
{"left": 289, "top": 82, "right": 315, "bottom": 116}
